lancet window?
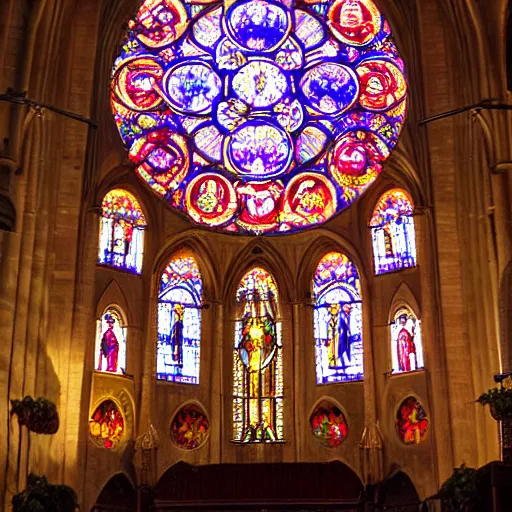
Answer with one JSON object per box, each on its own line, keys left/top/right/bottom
{"left": 157, "top": 252, "right": 202, "bottom": 384}
{"left": 233, "top": 268, "right": 283, "bottom": 443}
{"left": 313, "top": 252, "right": 363, "bottom": 384}
{"left": 390, "top": 306, "right": 424, "bottom": 374}
{"left": 98, "top": 189, "right": 146, "bottom": 274}
{"left": 95, "top": 306, "right": 127, "bottom": 374}
{"left": 369, "top": 190, "right": 416, "bottom": 275}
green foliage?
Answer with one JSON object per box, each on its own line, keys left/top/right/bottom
{"left": 10, "top": 396, "right": 59, "bottom": 434}
{"left": 436, "top": 465, "right": 486, "bottom": 512}
{"left": 477, "top": 386, "right": 512, "bottom": 420}
{"left": 12, "top": 474, "right": 78, "bottom": 512}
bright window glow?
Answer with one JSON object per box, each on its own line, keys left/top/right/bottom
{"left": 313, "top": 252, "right": 363, "bottom": 384}
{"left": 390, "top": 307, "right": 424, "bottom": 374}
{"left": 95, "top": 307, "right": 127, "bottom": 374}
{"left": 111, "top": 0, "right": 408, "bottom": 235}
{"left": 233, "top": 268, "right": 283, "bottom": 442}
{"left": 370, "top": 189, "right": 416, "bottom": 275}
{"left": 396, "top": 396, "right": 428, "bottom": 445}
{"left": 98, "top": 189, "right": 146, "bottom": 274}
{"left": 157, "top": 253, "right": 202, "bottom": 384}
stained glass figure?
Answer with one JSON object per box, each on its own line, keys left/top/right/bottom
{"left": 396, "top": 396, "right": 428, "bottom": 445}
{"left": 95, "top": 307, "right": 127, "bottom": 374}
{"left": 233, "top": 268, "right": 283, "bottom": 442}
{"left": 98, "top": 189, "right": 146, "bottom": 274}
{"left": 313, "top": 252, "right": 363, "bottom": 383}
{"left": 369, "top": 189, "right": 416, "bottom": 275}
{"left": 89, "top": 400, "right": 125, "bottom": 449}
{"left": 111, "top": 0, "right": 408, "bottom": 235}
{"left": 310, "top": 400, "right": 348, "bottom": 447}
{"left": 157, "top": 253, "right": 202, "bottom": 384}
{"left": 390, "top": 307, "right": 423, "bottom": 374}
{"left": 171, "top": 404, "right": 210, "bottom": 450}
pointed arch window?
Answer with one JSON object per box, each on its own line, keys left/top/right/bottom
{"left": 95, "top": 306, "right": 127, "bottom": 374}
{"left": 313, "top": 252, "right": 363, "bottom": 384}
{"left": 98, "top": 189, "right": 146, "bottom": 274}
{"left": 157, "top": 252, "right": 202, "bottom": 384}
{"left": 233, "top": 268, "right": 283, "bottom": 443}
{"left": 369, "top": 190, "right": 416, "bottom": 275}
{"left": 391, "top": 307, "right": 424, "bottom": 374}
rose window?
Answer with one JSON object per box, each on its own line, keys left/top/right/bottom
{"left": 111, "top": 0, "right": 407, "bottom": 234}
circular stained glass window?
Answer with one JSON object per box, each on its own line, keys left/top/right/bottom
{"left": 112, "top": 0, "right": 407, "bottom": 234}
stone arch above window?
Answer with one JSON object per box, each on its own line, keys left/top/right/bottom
{"left": 157, "top": 251, "right": 203, "bottom": 384}
{"left": 233, "top": 267, "right": 283, "bottom": 443}
{"left": 369, "top": 189, "right": 416, "bottom": 275}
{"left": 95, "top": 306, "right": 127, "bottom": 374}
{"left": 390, "top": 305, "right": 424, "bottom": 374}
{"left": 98, "top": 189, "right": 147, "bottom": 274}
{"left": 313, "top": 252, "right": 363, "bottom": 384}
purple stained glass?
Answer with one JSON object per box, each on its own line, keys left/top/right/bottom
{"left": 112, "top": 0, "right": 408, "bottom": 234}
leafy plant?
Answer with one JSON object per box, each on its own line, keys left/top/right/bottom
{"left": 477, "top": 386, "right": 512, "bottom": 420}
{"left": 436, "top": 465, "right": 486, "bottom": 512}
{"left": 10, "top": 396, "right": 59, "bottom": 435}
{"left": 12, "top": 474, "right": 78, "bottom": 512}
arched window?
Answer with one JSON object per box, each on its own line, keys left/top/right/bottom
{"left": 313, "top": 252, "right": 363, "bottom": 384}
{"left": 369, "top": 189, "right": 416, "bottom": 275}
{"left": 233, "top": 268, "right": 283, "bottom": 443}
{"left": 157, "top": 252, "right": 202, "bottom": 384}
{"left": 390, "top": 306, "right": 424, "bottom": 374}
{"left": 98, "top": 189, "right": 147, "bottom": 274}
{"left": 95, "top": 306, "right": 127, "bottom": 374}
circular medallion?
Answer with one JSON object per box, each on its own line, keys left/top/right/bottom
{"left": 163, "top": 62, "right": 222, "bottom": 115}
{"left": 112, "top": 0, "right": 407, "bottom": 234}
{"left": 171, "top": 404, "right": 210, "bottom": 450}
{"left": 225, "top": 122, "right": 293, "bottom": 179}
{"left": 185, "top": 173, "right": 237, "bottom": 226}
{"left": 224, "top": 0, "right": 291, "bottom": 52}
{"left": 396, "top": 396, "right": 428, "bottom": 445}
{"left": 310, "top": 400, "right": 348, "bottom": 448}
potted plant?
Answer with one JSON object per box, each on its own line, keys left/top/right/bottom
{"left": 434, "top": 465, "right": 486, "bottom": 512}
{"left": 477, "top": 386, "right": 512, "bottom": 421}
{"left": 12, "top": 474, "right": 78, "bottom": 512}
{"left": 10, "top": 396, "right": 59, "bottom": 434}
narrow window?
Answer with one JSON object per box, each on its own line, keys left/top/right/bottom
{"left": 369, "top": 189, "right": 416, "bottom": 275}
{"left": 233, "top": 268, "right": 283, "bottom": 443}
{"left": 314, "top": 252, "right": 363, "bottom": 383}
{"left": 95, "top": 306, "right": 127, "bottom": 374}
{"left": 157, "top": 252, "right": 202, "bottom": 384}
{"left": 391, "top": 307, "right": 424, "bottom": 374}
{"left": 98, "top": 189, "right": 146, "bottom": 274}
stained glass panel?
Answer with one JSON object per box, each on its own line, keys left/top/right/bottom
{"left": 171, "top": 404, "right": 210, "bottom": 450}
{"left": 157, "top": 253, "right": 203, "bottom": 384}
{"left": 370, "top": 189, "right": 416, "bottom": 275}
{"left": 233, "top": 268, "right": 283, "bottom": 442}
{"left": 310, "top": 400, "right": 348, "bottom": 447}
{"left": 111, "top": 0, "right": 408, "bottom": 235}
{"left": 390, "top": 307, "right": 423, "bottom": 374}
{"left": 95, "top": 307, "right": 127, "bottom": 374}
{"left": 89, "top": 400, "right": 125, "bottom": 449}
{"left": 313, "top": 252, "right": 363, "bottom": 383}
{"left": 98, "top": 189, "right": 146, "bottom": 274}
{"left": 396, "top": 396, "right": 428, "bottom": 445}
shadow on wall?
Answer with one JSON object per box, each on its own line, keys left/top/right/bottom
{"left": 499, "top": 261, "right": 512, "bottom": 371}
{"left": 91, "top": 473, "right": 136, "bottom": 512}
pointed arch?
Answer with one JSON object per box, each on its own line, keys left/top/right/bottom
{"left": 232, "top": 267, "right": 283, "bottom": 443}
{"left": 369, "top": 189, "right": 417, "bottom": 275}
{"left": 98, "top": 188, "right": 147, "bottom": 274}
{"left": 157, "top": 249, "right": 203, "bottom": 384}
{"left": 95, "top": 305, "right": 128, "bottom": 374}
{"left": 313, "top": 252, "right": 363, "bottom": 384}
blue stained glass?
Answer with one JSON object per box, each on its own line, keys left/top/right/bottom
{"left": 157, "top": 254, "right": 203, "bottom": 384}
{"left": 313, "top": 252, "right": 363, "bottom": 384}
{"left": 370, "top": 189, "right": 417, "bottom": 275}
{"left": 112, "top": 0, "right": 407, "bottom": 235}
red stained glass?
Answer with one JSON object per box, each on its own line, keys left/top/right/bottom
{"left": 89, "top": 400, "right": 125, "bottom": 449}
{"left": 171, "top": 404, "right": 210, "bottom": 450}
{"left": 396, "top": 396, "right": 428, "bottom": 445}
{"left": 310, "top": 401, "right": 348, "bottom": 447}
